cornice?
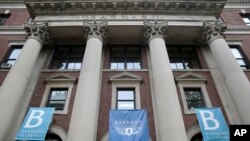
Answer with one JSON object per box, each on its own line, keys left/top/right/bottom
{"left": 0, "top": 26, "right": 26, "bottom": 35}
{"left": 227, "top": 0, "right": 250, "bottom": 3}
{"left": 24, "top": 1, "right": 226, "bottom": 19}
{"left": 0, "top": 0, "right": 24, "bottom": 2}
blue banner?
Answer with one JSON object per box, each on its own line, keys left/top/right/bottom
{"left": 109, "top": 110, "right": 150, "bottom": 141}
{"left": 195, "top": 108, "right": 229, "bottom": 141}
{"left": 15, "top": 107, "right": 55, "bottom": 140}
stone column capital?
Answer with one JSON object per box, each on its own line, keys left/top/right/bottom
{"left": 83, "top": 21, "right": 108, "bottom": 43}
{"left": 24, "top": 21, "right": 51, "bottom": 45}
{"left": 202, "top": 20, "right": 227, "bottom": 45}
{"left": 143, "top": 20, "right": 168, "bottom": 43}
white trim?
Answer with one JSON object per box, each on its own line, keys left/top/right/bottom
{"left": 8, "top": 40, "right": 25, "bottom": 46}
{"left": 226, "top": 40, "right": 243, "bottom": 45}
{"left": 0, "top": 3, "right": 26, "bottom": 9}
{"left": 40, "top": 82, "right": 73, "bottom": 115}
{"left": 177, "top": 73, "right": 212, "bottom": 114}
{"left": 111, "top": 82, "right": 141, "bottom": 109}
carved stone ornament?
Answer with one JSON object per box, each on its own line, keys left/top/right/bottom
{"left": 143, "top": 20, "right": 168, "bottom": 43}
{"left": 83, "top": 21, "right": 108, "bottom": 42}
{"left": 24, "top": 21, "right": 51, "bottom": 45}
{"left": 202, "top": 20, "right": 227, "bottom": 45}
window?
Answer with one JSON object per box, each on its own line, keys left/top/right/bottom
{"left": 191, "top": 133, "right": 203, "bottom": 141}
{"left": 116, "top": 88, "right": 135, "bottom": 110}
{"left": 110, "top": 72, "right": 142, "bottom": 110}
{"left": 110, "top": 45, "right": 141, "bottom": 70}
{"left": 230, "top": 47, "right": 249, "bottom": 69}
{"left": 45, "top": 133, "right": 62, "bottom": 141}
{"left": 50, "top": 46, "right": 85, "bottom": 70}
{"left": 47, "top": 88, "right": 68, "bottom": 110}
{"left": 167, "top": 46, "right": 201, "bottom": 69}
{"left": 1, "top": 46, "right": 22, "bottom": 68}
{"left": 177, "top": 73, "right": 212, "bottom": 114}
{"left": 184, "top": 88, "right": 205, "bottom": 110}
{"left": 0, "top": 14, "right": 11, "bottom": 25}
{"left": 41, "top": 74, "right": 75, "bottom": 114}
{"left": 240, "top": 13, "right": 250, "bottom": 26}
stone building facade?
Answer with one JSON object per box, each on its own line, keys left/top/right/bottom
{"left": 0, "top": 0, "right": 250, "bottom": 141}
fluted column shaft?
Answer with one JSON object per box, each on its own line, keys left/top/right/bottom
{"left": 0, "top": 22, "right": 50, "bottom": 140}
{"left": 203, "top": 21, "right": 250, "bottom": 123}
{"left": 144, "top": 21, "right": 187, "bottom": 141}
{"left": 67, "top": 22, "right": 107, "bottom": 141}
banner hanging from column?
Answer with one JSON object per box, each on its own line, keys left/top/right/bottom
{"left": 15, "top": 107, "right": 55, "bottom": 140}
{"left": 195, "top": 108, "right": 229, "bottom": 141}
{"left": 109, "top": 109, "right": 150, "bottom": 141}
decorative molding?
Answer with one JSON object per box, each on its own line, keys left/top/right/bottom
{"left": 24, "top": 21, "right": 51, "bottom": 45}
{"left": 83, "top": 21, "right": 108, "bottom": 42}
{"left": 143, "top": 20, "right": 168, "bottom": 43}
{"left": 227, "top": 0, "right": 250, "bottom": 3}
{"left": 109, "top": 72, "right": 142, "bottom": 83}
{"left": 175, "top": 72, "right": 207, "bottom": 82}
{"left": 25, "top": 1, "right": 225, "bottom": 18}
{"left": 45, "top": 74, "right": 76, "bottom": 82}
{"left": 0, "top": 0, "right": 24, "bottom": 3}
{"left": 202, "top": 21, "right": 227, "bottom": 45}
{"left": 0, "top": 26, "right": 26, "bottom": 35}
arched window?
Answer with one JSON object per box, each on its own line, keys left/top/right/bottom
{"left": 45, "top": 133, "right": 62, "bottom": 141}
{"left": 191, "top": 133, "right": 203, "bottom": 141}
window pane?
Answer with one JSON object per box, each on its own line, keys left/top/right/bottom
{"left": 50, "top": 90, "right": 67, "bottom": 100}
{"left": 57, "top": 59, "right": 67, "bottom": 69}
{"left": 230, "top": 47, "right": 249, "bottom": 69}
{"left": 50, "top": 46, "right": 84, "bottom": 70}
{"left": 168, "top": 46, "right": 200, "bottom": 69}
{"left": 134, "top": 63, "right": 141, "bottom": 69}
{"left": 177, "top": 63, "right": 184, "bottom": 69}
{"left": 110, "top": 63, "right": 118, "bottom": 69}
{"left": 117, "top": 101, "right": 135, "bottom": 110}
{"left": 237, "top": 59, "right": 246, "bottom": 65}
{"left": 117, "top": 63, "right": 125, "bottom": 69}
{"left": 231, "top": 48, "right": 242, "bottom": 58}
{"left": 110, "top": 45, "right": 141, "bottom": 69}
{"left": 47, "top": 101, "right": 65, "bottom": 110}
{"left": 170, "top": 63, "right": 177, "bottom": 69}
{"left": 9, "top": 48, "right": 21, "bottom": 59}
{"left": 118, "top": 90, "right": 134, "bottom": 100}
{"left": 6, "top": 60, "right": 15, "bottom": 65}
{"left": 127, "top": 63, "right": 134, "bottom": 69}
{"left": 243, "top": 18, "right": 250, "bottom": 23}
{"left": 184, "top": 88, "right": 205, "bottom": 110}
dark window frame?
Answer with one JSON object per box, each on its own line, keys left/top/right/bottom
{"left": 230, "top": 45, "right": 249, "bottom": 69}
{"left": 184, "top": 88, "right": 205, "bottom": 110}
{"left": 110, "top": 45, "right": 142, "bottom": 70}
{"left": 0, "top": 13, "right": 11, "bottom": 25}
{"left": 46, "top": 88, "right": 68, "bottom": 110}
{"left": 1, "top": 46, "right": 22, "bottom": 67}
{"left": 116, "top": 88, "right": 136, "bottom": 110}
{"left": 50, "top": 45, "right": 85, "bottom": 70}
{"left": 167, "top": 45, "right": 201, "bottom": 70}
{"left": 191, "top": 133, "right": 203, "bottom": 141}
{"left": 45, "top": 132, "right": 62, "bottom": 141}
{"left": 240, "top": 13, "right": 250, "bottom": 26}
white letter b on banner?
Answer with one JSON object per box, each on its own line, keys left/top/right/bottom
{"left": 24, "top": 110, "right": 44, "bottom": 128}
{"left": 199, "top": 110, "right": 219, "bottom": 130}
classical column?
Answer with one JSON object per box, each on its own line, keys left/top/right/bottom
{"left": 202, "top": 21, "right": 250, "bottom": 123}
{"left": 144, "top": 21, "right": 188, "bottom": 141}
{"left": 0, "top": 22, "right": 50, "bottom": 140}
{"left": 67, "top": 21, "right": 107, "bottom": 141}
